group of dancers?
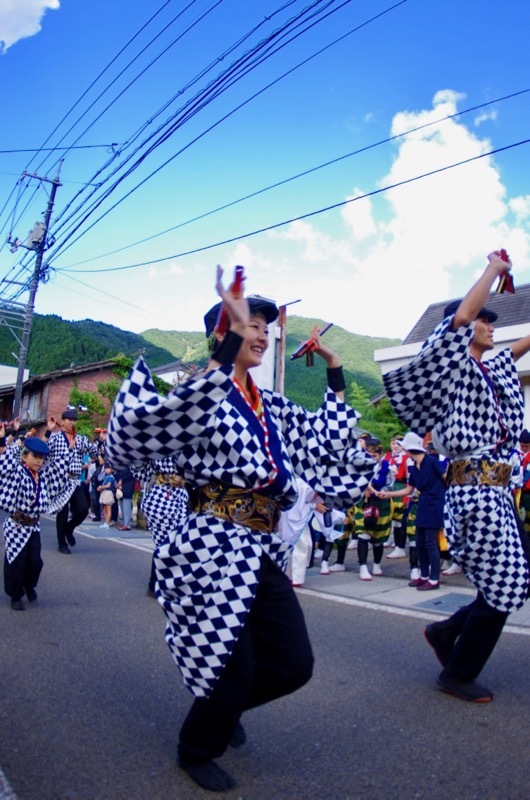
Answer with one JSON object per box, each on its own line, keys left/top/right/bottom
{"left": 2, "top": 252, "right": 529, "bottom": 792}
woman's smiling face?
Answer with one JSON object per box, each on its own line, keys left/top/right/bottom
{"left": 235, "top": 313, "right": 269, "bottom": 370}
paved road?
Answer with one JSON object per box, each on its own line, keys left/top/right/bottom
{"left": 1, "top": 517, "right": 529, "bottom": 799}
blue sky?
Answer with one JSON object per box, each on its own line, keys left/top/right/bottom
{"left": 0, "top": 0, "right": 528, "bottom": 342}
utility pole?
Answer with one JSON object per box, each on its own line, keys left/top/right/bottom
{"left": 274, "top": 299, "right": 300, "bottom": 393}
{"left": 12, "top": 165, "right": 62, "bottom": 417}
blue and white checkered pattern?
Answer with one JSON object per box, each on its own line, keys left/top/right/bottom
{"left": 383, "top": 316, "right": 524, "bottom": 454}
{"left": 155, "top": 512, "right": 290, "bottom": 697}
{"left": 137, "top": 457, "right": 188, "bottom": 547}
{"left": 107, "top": 357, "right": 375, "bottom": 697}
{"left": 0, "top": 438, "right": 71, "bottom": 562}
{"left": 48, "top": 430, "right": 99, "bottom": 476}
{"left": 384, "top": 314, "right": 528, "bottom": 611}
{"left": 445, "top": 484, "right": 528, "bottom": 612}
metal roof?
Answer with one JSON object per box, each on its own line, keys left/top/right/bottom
{"left": 402, "top": 282, "right": 530, "bottom": 344}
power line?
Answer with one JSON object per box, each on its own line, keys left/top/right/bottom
{"left": 57, "top": 137, "right": 530, "bottom": 274}
{"left": 53, "top": 87, "right": 530, "bottom": 270}
{"left": 44, "top": 0, "right": 407, "bottom": 265}
{"left": 0, "top": 144, "right": 118, "bottom": 154}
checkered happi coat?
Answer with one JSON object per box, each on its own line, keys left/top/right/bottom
{"left": 47, "top": 431, "right": 100, "bottom": 514}
{"left": 106, "top": 357, "right": 375, "bottom": 697}
{"left": 383, "top": 315, "right": 528, "bottom": 612}
{"left": 0, "top": 438, "right": 71, "bottom": 563}
{"left": 135, "top": 457, "right": 188, "bottom": 547}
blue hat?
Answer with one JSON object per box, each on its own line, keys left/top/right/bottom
{"left": 24, "top": 437, "right": 50, "bottom": 456}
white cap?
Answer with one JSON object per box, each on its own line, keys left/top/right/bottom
{"left": 400, "top": 431, "right": 427, "bottom": 453}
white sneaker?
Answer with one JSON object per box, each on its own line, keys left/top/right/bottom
{"left": 99, "top": 523, "right": 109, "bottom": 529}
{"left": 359, "top": 565, "right": 372, "bottom": 581}
{"left": 320, "top": 561, "right": 330, "bottom": 575}
{"left": 410, "top": 568, "right": 421, "bottom": 581}
{"left": 347, "top": 539, "right": 357, "bottom": 550}
{"left": 442, "top": 563, "right": 462, "bottom": 576}
{"left": 329, "top": 563, "right": 346, "bottom": 572}
{"left": 372, "top": 563, "right": 383, "bottom": 576}
{"left": 386, "top": 547, "right": 407, "bottom": 559}
{"left": 314, "top": 550, "right": 323, "bottom": 559}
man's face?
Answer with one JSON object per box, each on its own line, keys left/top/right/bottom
{"left": 62, "top": 418, "right": 75, "bottom": 433}
{"left": 472, "top": 316, "right": 495, "bottom": 353}
{"left": 521, "top": 442, "right": 530, "bottom": 455}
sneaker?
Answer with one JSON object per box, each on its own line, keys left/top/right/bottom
{"left": 417, "top": 580, "right": 440, "bottom": 591}
{"left": 347, "top": 539, "right": 357, "bottom": 550}
{"left": 99, "top": 523, "right": 110, "bottom": 529}
{"left": 58, "top": 545, "right": 71, "bottom": 554}
{"left": 359, "top": 565, "right": 372, "bottom": 581}
{"left": 291, "top": 582, "right": 304, "bottom": 588}
{"left": 442, "top": 563, "right": 462, "bottom": 576}
{"left": 386, "top": 547, "right": 407, "bottom": 559}
{"left": 329, "top": 563, "right": 346, "bottom": 572}
{"left": 11, "top": 598, "right": 25, "bottom": 611}
{"left": 424, "top": 623, "right": 455, "bottom": 666}
{"left": 410, "top": 568, "right": 421, "bottom": 582}
{"left": 314, "top": 550, "right": 323, "bottom": 559}
{"left": 372, "top": 563, "right": 383, "bottom": 576}
{"left": 408, "top": 576, "right": 428, "bottom": 587}
{"left": 320, "top": 561, "right": 330, "bottom": 575}
{"left": 66, "top": 532, "right": 76, "bottom": 546}
{"left": 436, "top": 674, "right": 493, "bottom": 703}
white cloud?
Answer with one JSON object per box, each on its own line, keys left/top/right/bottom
{"left": 474, "top": 109, "right": 498, "bottom": 126}
{"left": 509, "top": 195, "right": 530, "bottom": 222}
{"left": 0, "top": 0, "right": 59, "bottom": 53}
{"left": 222, "top": 90, "right": 530, "bottom": 340}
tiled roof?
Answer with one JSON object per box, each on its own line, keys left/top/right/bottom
{"left": 402, "top": 283, "right": 530, "bottom": 344}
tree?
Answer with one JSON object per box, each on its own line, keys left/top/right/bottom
{"left": 349, "top": 380, "right": 406, "bottom": 448}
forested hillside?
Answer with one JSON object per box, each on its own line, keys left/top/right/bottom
{"left": 284, "top": 316, "right": 397, "bottom": 409}
{"left": 0, "top": 314, "right": 176, "bottom": 373}
{"left": 0, "top": 314, "right": 399, "bottom": 410}
{"left": 143, "top": 315, "right": 399, "bottom": 409}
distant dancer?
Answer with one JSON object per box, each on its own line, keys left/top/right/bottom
{"left": 48, "top": 409, "right": 99, "bottom": 554}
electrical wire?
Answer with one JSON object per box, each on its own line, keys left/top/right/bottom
{"left": 57, "top": 137, "right": 530, "bottom": 274}
{"left": 53, "top": 88, "right": 530, "bottom": 269}
{"left": 44, "top": 0, "right": 405, "bottom": 265}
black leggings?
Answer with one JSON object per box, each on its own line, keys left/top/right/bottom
{"left": 357, "top": 538, "right": 383, "bottom": 566}
{"left": 321, "top": 539, "right": 348, "bottom": 564}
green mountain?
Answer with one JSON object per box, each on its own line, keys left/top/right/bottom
{"left": 284, "top": 316, "right": 397, "bottom": 409}
{"left": 0, "top": 314, "right": 398, "bottom": 409}
{"left": 0, "top": 314, "right": 177, "bottom": 374}
{"left": 142, "top": 315, "right": 399, "bottom": 409}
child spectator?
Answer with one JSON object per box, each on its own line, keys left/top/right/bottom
{"left": 97, "top": 464, "right": 116, "bottom": 529}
